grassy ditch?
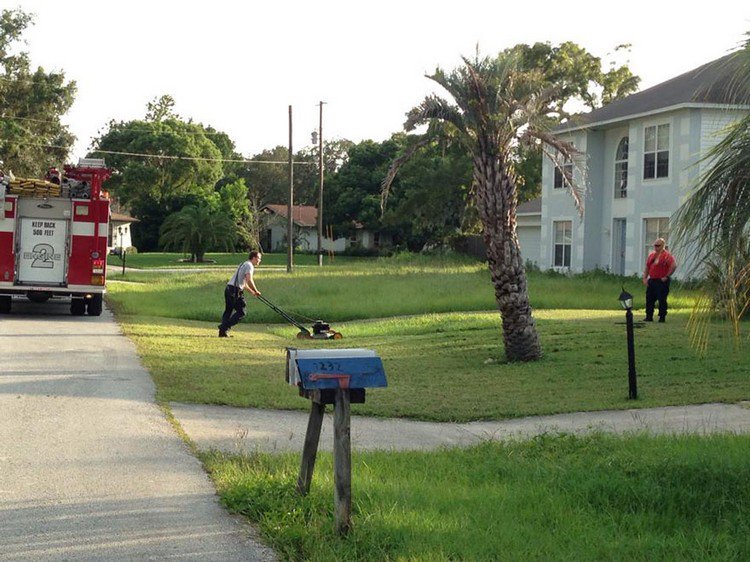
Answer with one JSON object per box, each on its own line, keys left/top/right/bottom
{"left": 202, "top": 432, "right": 750, "bottom": 561}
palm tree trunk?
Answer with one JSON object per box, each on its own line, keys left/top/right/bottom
{"left": 474, "top": 152, "right": 542, "bottom": 362}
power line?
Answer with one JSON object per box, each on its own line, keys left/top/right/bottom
{"left": 92, "top": 149, "right": 313, "bottom": 165}
{"left": 0, "top": 115, "right": 233, "bottom": 136}
{"left": 5, "top": 141, "right": 314, "bottom": 165}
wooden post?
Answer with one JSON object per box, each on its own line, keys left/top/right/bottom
{"left": 287, "top": 104, "right": 294, "bottom": 273}
{"left": 333, "top": 388, "right": 352, "bottom": 535}
{"left": 317, "top": 101, "right": 324, "bottom": 267}
{"left": 296, "top": 401, "right": 326, "bottom": 496}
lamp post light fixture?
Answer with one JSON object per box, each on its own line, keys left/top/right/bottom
{"left": 618, "top": 287, "right": 637, "bottom": 399}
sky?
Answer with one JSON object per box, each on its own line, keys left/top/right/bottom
{"left": 8, "top": 0, "right": 750, "bottom": 162}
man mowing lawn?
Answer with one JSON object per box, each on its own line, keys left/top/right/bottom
{"left": 218, "top": 250, "right": 262, "bottom": 338}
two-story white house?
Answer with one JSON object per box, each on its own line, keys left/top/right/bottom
{"left": 537, "top": 53, "right": 748, "bottom": 279}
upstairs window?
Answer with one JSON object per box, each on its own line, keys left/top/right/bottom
{"left": 553, "top": 160, "right": 573, "bottom": 189}
{"left": 614, "top": 137, "right": 629, "bottom": 198}
{"left": 643, "top": 124, "right": 670, "bottom": 180}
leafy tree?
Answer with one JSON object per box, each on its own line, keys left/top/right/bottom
{"left": 324, "top": 138, "right": 403, "bottom": 241}
{"left": 385, "top": 51, "right": 583, "bottom": 362}
{"left": 512, "top": 41, "right": 639, "bottom": 114}
{"left": 672, "top": 36, "right": 750, "bottom": 350}
{"left": 294, "top": 138, "right": 355, "bottom": 202}
{"left": 90, "top": 97, "right": 224, "bottom": 250}
{"left": 0, "top": 8, "right": 76, "bottom": 176}
{"left": 219, "top": 178, "right": 256, "bottom": 249}
{"left": 502, "top": 42, "right": 640, "bottom": 201}
{"left": 383, "top": 137, "right": 473, "bottom": 249}
{"left": 158, "top": 203, "right": 236, "bottom": 262}
{"left": 242, "top": 146, "right": 293, "bottom": 210}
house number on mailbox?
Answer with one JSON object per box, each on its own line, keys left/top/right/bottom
{"left": 315, "top": 361, "right": 342, "bottom": 371}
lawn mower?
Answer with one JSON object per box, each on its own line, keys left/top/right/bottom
{"left": 257, "top": 295, "right": 343, "bottom": 340}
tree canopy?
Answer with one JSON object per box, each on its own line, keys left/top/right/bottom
{"left": 90, "top": 96, "right": 225, "bottom": 250}
{"left": 386, "top": 48, "right": 591, "bottom": 362}
{"left": 0, "top": 8, "right": 76, "bottom": 176}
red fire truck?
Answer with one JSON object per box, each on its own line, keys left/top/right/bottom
{"left": 0, "top": 159, "right": 112, "bottom": 316}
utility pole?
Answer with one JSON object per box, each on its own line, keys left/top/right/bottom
{"left": 317, "top": 101, "right": 325, "bottom": 266}
{"left": 287, "top": 105, "right": 294, "bottom": 273}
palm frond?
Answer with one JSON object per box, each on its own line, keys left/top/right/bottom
{"left": 380, "top": 136, "right": 433, "bottom": 213}
{"left": 672, "top": 112, "right": 750, "bottom": 266}
{"left": 404, "top": 95, "right": 466, "bottom": 133}
{"left": 534, "top": 130, "right": 586, "bottom": 216}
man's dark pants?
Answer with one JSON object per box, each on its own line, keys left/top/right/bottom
{"left": 645, "top": 278, "right": 670, "bottom": 320}
{"left": 220, "top": 285, "right": 246, "bottom": 332}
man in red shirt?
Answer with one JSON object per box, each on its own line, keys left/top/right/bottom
{"left": 642, "top": 238, "right": 677, "bottom": 322}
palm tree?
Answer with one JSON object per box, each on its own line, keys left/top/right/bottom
{"left": 159, "top": 204, "right": 236, "bottom": 262}
{"left": 672, "top": 36, "right": 750, "bottom": 349}
{"left": 384, "top": 51, "right": 582, "bottom": 362}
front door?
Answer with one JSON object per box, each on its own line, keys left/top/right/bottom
{"left": 612, "top": 219, "right": 626, "bottom": 276}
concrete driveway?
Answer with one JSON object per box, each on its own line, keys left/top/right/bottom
{"left": 0, "top": 299, "right": 274, "bottom": 561}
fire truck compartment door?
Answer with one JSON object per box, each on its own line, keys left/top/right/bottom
{"left": 17, "top": 217, "right": 68, "bottom": 284}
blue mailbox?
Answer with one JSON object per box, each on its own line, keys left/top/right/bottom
{"left": 286, "top": 348, "right": 387, "bottom": 391}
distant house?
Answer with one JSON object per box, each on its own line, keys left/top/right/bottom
{"left": 109, "top": 211, "right": 138, "bottom": 253}
{"left": 260, "top": 204, "right": 346, "bottom": 252}
{"left": 530, "top": 53, "right": 749, "bottom": 279}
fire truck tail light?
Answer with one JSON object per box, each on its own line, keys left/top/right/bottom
{"left": 91, "top": 274, "right": 105, "bottom": 285}
{"left": 92, "top": 258, "right": 105, "bottom": 275}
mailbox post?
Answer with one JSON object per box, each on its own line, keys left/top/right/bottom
{"left": 286, "top": 348, "right": 387, "bottom": 535}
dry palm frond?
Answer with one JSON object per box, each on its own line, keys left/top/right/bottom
{"left": 380, "top": 136, "right": 433, "bottom": 214}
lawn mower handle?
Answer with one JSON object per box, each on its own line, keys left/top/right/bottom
{"left": 256, "top": 294, "right": 311, "bottom": 335}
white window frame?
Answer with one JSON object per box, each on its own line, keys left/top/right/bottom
{"left": 614, "top": 136, "right": 629, "bottom": 198}
{"left": 553, "top": 160, "right": 573, "bottom": 190}
{"left": 642, "top": 217, "right": 670, "bottom": 263}
{"left": 643, "top": 123, "right": 670, "bottom": 181}
{"left": 553, "top": 220, "right": 572, "bottom": 268}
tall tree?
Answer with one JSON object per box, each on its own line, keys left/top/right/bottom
{"left": 0, "top": 8, "right": 76, "bottom": 176}
{"left": 383, "top": 135, "right": 474, "bottom": 249}
{"left": 325, "top": 138, "right": 403, "bottom": 240}
{"left": 672, "top": 36, "right": 750, "bottom": 349}
{"left": 385, "top": 51, "right": 582, "bottom": 362}
{"left": 505, "top": 41, "right": 640, "bottom": 201}
{"left": 90, "top": 97, "right": 224, "bottom": 250}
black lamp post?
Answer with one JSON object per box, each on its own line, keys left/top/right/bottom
{"left": 118, "top": 226, "right": 126, "bottom": 276}
{"left": 618, "top": 287, "right": 637, "bottom": 399}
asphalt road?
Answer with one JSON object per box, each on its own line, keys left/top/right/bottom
{"left": 0, "top": 298, "right": 275, "bottom": 561}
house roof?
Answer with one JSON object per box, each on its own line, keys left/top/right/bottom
{"left": 262, "top": 204, "right": 318, "bottom": 227}
{"left": 517, "top": 197, "right": 541, "bottom": 215}
{"left": 556, "top": 53, "right": 749, "bottom": 133}
{"left": 111, "top": 212, "right": 139, "bottom": 223}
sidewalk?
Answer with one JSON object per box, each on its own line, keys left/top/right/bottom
{"left": 0, "top": 303, "right": 275, "bottom": 561}
{"left": 171, "top": 401, "right": 750, "bottom": 455}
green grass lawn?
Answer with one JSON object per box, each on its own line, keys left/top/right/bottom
{"left": 105, "top": 253, "right": 750, "bottom": 560}
{"left": 204, "top": 433, "right": 750, "bottom": 561}
{"left": 105, "top": 255, "right": 746, "bottom": 421}
{"left": 116, "top": 310, "right": 749, "bottom": 421}
{"left": 106, "top": 255, "right": 696, "bottom": 324}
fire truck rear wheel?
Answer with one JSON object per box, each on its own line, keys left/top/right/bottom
{"left": 70, "top": 298, "right": 86, "bottom": 316}
{"left": 0, "top": 296, "right": 11, "bottom": 314}
{"left": 87, "top": 294, "right": 103, "bottom": 316}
